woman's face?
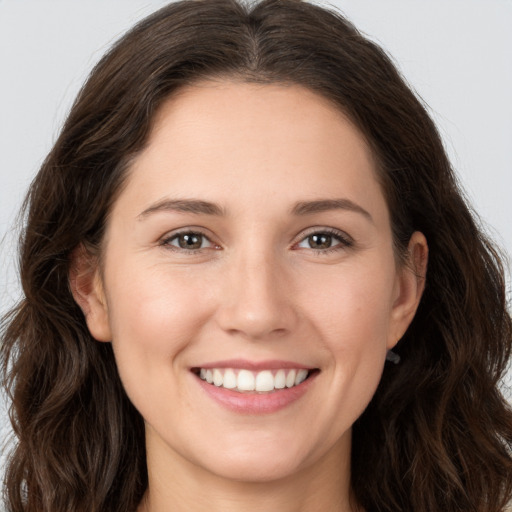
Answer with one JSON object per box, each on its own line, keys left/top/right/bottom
{"left": 81, "top": 81, "right": 425, "bottom": 483}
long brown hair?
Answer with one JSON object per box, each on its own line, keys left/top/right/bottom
{"left": 2, "top": 1, "right": 511, "bottom": 511}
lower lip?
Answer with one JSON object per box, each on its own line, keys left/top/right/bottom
{"left": 195, "top": 372, "right": 317, "bottom": 414}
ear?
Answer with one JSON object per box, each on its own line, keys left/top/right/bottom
{"left": 388, "top": 231, "right": 428, "bottom": 349}
{"left": 69, "top": 245, "right": 112, "bottom": 342}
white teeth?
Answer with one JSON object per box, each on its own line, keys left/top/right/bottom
{"left": 285, "top": 369, "right": 296, "bottom": 388}
{"left": 197, "top": 367, "right": 311, "bottom": 393}
{"left": 223, "top": 369, "right": 237, "bottom": 389}
{"left": 295, "top": 369, "right": 308, "bottom": 385}
{"left": 213, "top": 369, "right": 223, "bottom": 387}
{"left": 237, "top": 370, "right": 255, "bottom": 391}
{"left": 274, "top": 369, "right": 286, "bottom": 389}
{"left": 255, "top": 370, "right": 274, "bottom": 392}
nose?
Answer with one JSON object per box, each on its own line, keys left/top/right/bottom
{"left": 215, "top": 250, "right": 298, "bottom": 340}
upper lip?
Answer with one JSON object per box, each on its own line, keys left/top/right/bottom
{"left": 192, "top": 359, "right": 316, "bottom": 371}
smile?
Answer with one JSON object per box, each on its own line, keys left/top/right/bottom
{"left": 196, "top": 368, "right": 311, "bottom": 393}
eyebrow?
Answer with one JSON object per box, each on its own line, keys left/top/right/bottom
{"left": 137, "top": 197, "right": 373, "bottom": 223}
{"left": 291, "top": 198, "right": 373, "bottom": 223}
{"left": 138, "top": 199, "right": 224, "bottom": 219}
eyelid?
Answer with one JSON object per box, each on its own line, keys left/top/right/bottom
{"left": 292, "top": 226, "right": 354, "bottom": 251}
{"left": 159, "top": 227, "right": 221, "bottom": 252}
{"left": 157, "top": 225, "right": 353, "bottom": 253}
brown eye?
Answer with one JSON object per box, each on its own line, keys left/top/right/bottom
{"left": 296, "top": 229, "right": 353, "bottom": 252}
{"left": 307, "top": 233, "right": 333, "bottom": 249}
{"left": 165, "top": 232, "right": 213, "bottom": 251}
{"left": 178, "top": 233, "right": 203, "bottom": 249}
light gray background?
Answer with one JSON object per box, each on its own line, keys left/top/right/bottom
{"left": 1, "top": 0, "right": 511, "bottom": 497}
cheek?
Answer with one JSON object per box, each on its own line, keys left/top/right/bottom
{"left": 105, "top": 262, "right": 216, "bottom": 368}
{"left": 303, "top": 259, "right": 397, "bottom": 350}
{"left": 103, "top": 262, "right": 218, "bottom": 427}
{"left": 301, "top": 259, "right": 396, "bottom": 407}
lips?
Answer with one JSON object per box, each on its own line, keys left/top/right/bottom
{"left": 192, "top": 360, "right": 319, "bottom": 414}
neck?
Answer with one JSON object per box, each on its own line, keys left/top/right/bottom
{"left": 138, "top": 427, "right": 359, "bottom": 512}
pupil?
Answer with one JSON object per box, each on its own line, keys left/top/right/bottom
{"left": 179, "top": 234, "right": 202, "bottom": 249}
{"left": 309, "top": 234, "right": 331, "bottom": 249}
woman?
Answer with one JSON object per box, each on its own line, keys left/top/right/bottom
{"left": 1, "top": 0, "right": 511, "bottom": 511}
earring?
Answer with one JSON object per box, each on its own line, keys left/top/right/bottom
{"left": 386, "top": 349, "right": 400, "bottom": 364}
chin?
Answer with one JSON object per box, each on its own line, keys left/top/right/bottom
{"left": 187, "top": 432, "right": 320, "bottom": 484}
{"left": 205, "top": 454, "right": 305, "bottom": 483}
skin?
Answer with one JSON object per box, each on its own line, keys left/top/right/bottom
{"left": 71, "top": 81, "right": 427, "bottom": 512}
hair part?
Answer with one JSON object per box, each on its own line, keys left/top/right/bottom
{"left": 2, "top": 1, "right": 511, "bottom": 511}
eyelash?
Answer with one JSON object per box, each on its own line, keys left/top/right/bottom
{"left": 160, "top": 227, "right": 354, "bottom": 254}
{"left": 160, "top": 230, "right": 217, "bottom": 253}
{"left": 294, "top": 227, "right": 354, "bottom": 255}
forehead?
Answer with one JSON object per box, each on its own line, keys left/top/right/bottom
{"left": 117, "top": 80, "right": 387, "bottom": 222}
{"left": 148, "top": 80, "right": 371, "bottom": 166}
